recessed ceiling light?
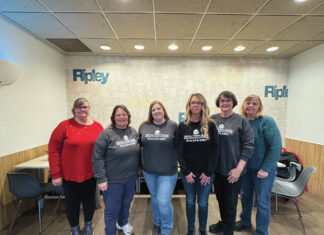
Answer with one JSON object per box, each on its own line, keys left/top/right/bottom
{"left": 134, "top": 45, "right": 144, "bottom": 50}
{"left": 100, "top": 45, "right": 111, "bottom": 51}
{"left": 295, "top": 0, "right": 307, "bottom": 3}
{"left": 234, "top": 45, "right": 245, "bottom": 52}
{"left": 202, "top": 46, "right": 212, "bottom": 51}
{"left": 168, "top": 44, "right": 178, "bottom": 51}
{"left": 266, "top": 46, "right": 279, "bottom": 52}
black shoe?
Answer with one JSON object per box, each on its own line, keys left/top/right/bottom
{"left": 186, "top": 230, "right": 195, "bottom": 235}
{"left": 209, "top": 221, "right": 222, "bottom": 233}
{"left": 234, "top": 220, "right": 252, "bottom": 231}
{"left": 199, "top": 230, "right": 206, "bottom": 235}
{"left": 152, "top": 224, "right": 161, "bottom": 235}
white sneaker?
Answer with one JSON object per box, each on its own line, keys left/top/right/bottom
{"left": 116, "top": 222, "right": 134, "bottom": 235}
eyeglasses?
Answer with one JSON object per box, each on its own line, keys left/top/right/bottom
{"left": 76, "top": 106, "right": 89, "bottom": 110}
{"left": 219, "top": 99, "right": 232, "bottom": 103}
{"left": 190, "top": 101, "right": 203, "bottom": 105}
{"left": 115, "top": 113, "right": 128, "bottom": 117}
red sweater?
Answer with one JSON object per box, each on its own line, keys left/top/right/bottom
{"left": 48, "top": 118, "right": 103, "bottom": 182}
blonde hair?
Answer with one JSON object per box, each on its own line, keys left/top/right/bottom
{"left": 184, "top": 93, "right": 210, "bottom": 139}
{"left": 71, "top": 98, "right": 89, "bottom": 116}
{"left": 240, "top": 94, "right": 264, "bottom": 118}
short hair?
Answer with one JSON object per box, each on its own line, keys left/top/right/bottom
{"left": 141, "top": 101, "right": 170, "bottom": 126}
{"left": 109, "top": 105, "right": 131, "bottom": 128}
{"left": 71, "top": 98, "right": 89, "bottom": 116}
{"left": 240, "top": 94, "right": 264, "bottom": 118}
{"left": 215, "top": 91, "right": 238, "bottom": 108}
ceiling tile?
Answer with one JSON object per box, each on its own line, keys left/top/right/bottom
{"left": 47, "top": 38, "right": 91, "bottom": 52}
{"left": 56, "top": 13, "right": 115, "bottom": 38}
{"left": 0, "top": 0, "right": 46, "bottom": 12}
{"left": 2, "top": 12, "right": 74, "bottom": 38}
{"left": 156, "top": 14, "right": 202, "bottom": 39}
{"left": 310, "top": 3, "right": 324, "bottom": 14}
{"left": 235, "top": 16, "right": 299, "bottom": 40}
{"left": 280, "top": 41, "right": 324, "bottom": 57}
{"left": 80, "top": 39, "right": 124, "bottom": 53}
{"left": 260, "top": 0, "right": 324, "bottom": 15}
{"left": 208, "top": 0, "right": 268, "bottom": 13}
{"left": 155, "top": 0, "right": 209, "bottom": 13}
{"left": 119, "top": 39, "right": 156, "bottom": 54}
{"left": 249, "top": 40, "right": 301, "bottom": 55}
{"left": 273, "top": 16, "right": 324, "bottom": 40}
{"left": 106, "top": 13, "right": 154, "bottom": 38}
{"left": 97, "top": 0, "right": 152, "bottom": 12}
{"left": 196, "top": 15, "right": 251, "bottom": 39}
{"left": 221, "top": 40, "right": 264, "bottom": 55}
{"left": 188, "top": 39, "right": 227, "bottom": 54}
{"left": 157, "top": 39, "right": 191, "bottom": 54}
{"left": 40, "top": 0, "right": 100, "bottom": 12}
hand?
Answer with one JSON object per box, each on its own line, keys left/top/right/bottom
{"left": 98, "top": 181, "right": 108, "bottom": 191}
{"left": 52, "top": 177, "right": 63, "bottom": 187}
{"left": 228, "top": 167, "right": 243, "bottom": 184}
{"left": 185, "top": 172, "right": 196, "bottom": 184}
{"left": 257, "top": 169, "right": 269, "bottom": 179}
{"left": 199, "top": 173, "right": 210, "bottom": 185}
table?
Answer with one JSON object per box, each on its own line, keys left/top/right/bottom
{"left": 14, "top": 154, "right": 49, "bottom": 181}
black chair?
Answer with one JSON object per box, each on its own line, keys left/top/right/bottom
{"left": 7, "top": 172, "right": 53, "bottom": 234}
{"left": 53, "top": 185, "right": 64, "bottom": 215}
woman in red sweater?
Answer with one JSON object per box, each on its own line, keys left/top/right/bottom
{"left": 48, "top": 98, "right": 103, "bottom": 235}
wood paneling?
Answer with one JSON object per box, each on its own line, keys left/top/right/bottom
{"left": 0, "top": 144, "right": 48, "bottom": 231}
{"left": 285, "top": 138, "right": 324, "bottom": 198}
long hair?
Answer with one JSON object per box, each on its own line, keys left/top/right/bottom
{"left": 108, "top": 105, "right": 131, "bottom": 128}
{"left": 240, "top": 94, "right": 264, "bottom": 118}
{"left": 184, "top": 93, "right": 210, "bottom": 139}
{"left": 140, "top": 101, "right": 170, "bottom": 128}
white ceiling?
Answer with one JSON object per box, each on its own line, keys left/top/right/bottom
{"left": 1, "top": 0, "right": 324, "bottom": 57}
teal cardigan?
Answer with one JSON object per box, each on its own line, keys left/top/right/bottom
{"left": 247, "top": 115, "right": 282, "bottom": 172}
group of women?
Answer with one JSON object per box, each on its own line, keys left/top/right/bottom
{"left": 48, "top": 91, "right": 282, "bottom": 235}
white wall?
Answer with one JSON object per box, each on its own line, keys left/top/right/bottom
{"left": 287, "top": 43, "right": 324, "bottom": 145}
{"left": 0, "top": 18, "right": 67, "bottom": 157}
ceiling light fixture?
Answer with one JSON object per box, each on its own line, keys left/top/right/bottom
{"left": 202, "top": 46, "right": 212, "bottom": 51}
{"left": 266, "top": 46, "right": 279, "bottom": 52}
{"left": 294, "top": 0, "right": 307, "bottom": 3}
{"left": 234, "top": 45, "right": 245, "bottom": 52}
{"left": 134, "top": 45, "right": 144, "bottom": 50}
{"left": 168, "top": 44, "right": 178, "bottom": 51}
{"left": 100, "top": 45, "right": 111, "bottom": 50}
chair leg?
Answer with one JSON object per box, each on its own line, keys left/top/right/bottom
{"left": 37, "top": 199, "right": 42, "bottom": 234}
{"left": 53, "top": 195, "right": 61, "bottom": 215}
{"left": 275, "top": 194, "right": 278, "bottom": 212}
{"left": 293, "top": 198, "right": 306, "bottom": 235}
{"left": 8, "top": 199, "right": 22, "bottom": 234}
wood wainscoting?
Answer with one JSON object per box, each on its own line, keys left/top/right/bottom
{"left": 0, "top": 144, "right": 48, "bottom": 231}
{"left": 285, "top": 138, "right": 324, "bottom": 199}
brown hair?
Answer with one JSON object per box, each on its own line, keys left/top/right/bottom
{"left": 109, "top": 105, "right": 131, "bottom": 128}
{"left": 184, "top": 93, "right": 210, "bottom": 139}
{"left": 71, "top": 98, "right": 90, "bottom": 116}
{"left": 215, "top": 91, "right": 238, "bottom": 108}
{"left": 140, "top": 101, "right": 170, "bottom": 127}
{"left": 240, "top": 94, "right": 264, "bottom": 118}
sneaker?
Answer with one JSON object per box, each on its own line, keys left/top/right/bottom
{"left": 209, "top": 221, "right": 222, "bottom": 234}
{"left": 152, "top": 224, "right": 161, "bottom": 235}
{"left": 71, "top": 225, "right": 81, "bottom": 235}
{"left": 116, "top": 222, "right": 134, "bottom": 235}
{"left": 234, "top": 220, "right": 252, "bottom": 231}
{"left": 83, "top": 221, "right": 94, "bottom": 235}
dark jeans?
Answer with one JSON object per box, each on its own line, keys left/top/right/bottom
{"left": 181, "top": 173, "right": 215, "bottom": 232}
{"left": 102, "top": 179, "right": 136, "bottom": 235}
{"left": 62, "top": 177, "right": 96, "bottom": 227}
{"left": 214, "top": 173, "right": 242, "bottom": 235}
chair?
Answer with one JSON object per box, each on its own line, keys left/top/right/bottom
{"left": 7, "top": 172, "right": 53, "bottom": 234}
{"left": 53, "top": 185, "right": 64, "bottom": 215}
{"left": 272, "top": 166, "right": 317, "bottom": 235}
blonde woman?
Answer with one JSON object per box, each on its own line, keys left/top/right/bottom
{"left": 176, "top": 93, "right": 219, "bottom": 235}
{"left": 234, "top": 95, "right": 282, "bottom": 235}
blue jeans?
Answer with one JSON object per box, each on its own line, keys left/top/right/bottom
{"left": 181, "top": 173, "right": 215, "bottom": 232}
{"left": 240, "top": 168, "right": 276, "bottom": 235}
{"left": 102, "top": 179, "right": 136, "bottom": 235}
{"left": 143, "top": 170, "right": 178, "bottom": 235}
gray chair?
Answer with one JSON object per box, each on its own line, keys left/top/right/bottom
{"left": 272, "top": 166, "right": 317, "bottom": 235}
{"left": 7, "top": 172, "right": 53, "bottom": 234}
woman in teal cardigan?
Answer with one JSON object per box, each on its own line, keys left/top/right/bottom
{"left": 235, "top": 95, "right": 282, "bottom": 235}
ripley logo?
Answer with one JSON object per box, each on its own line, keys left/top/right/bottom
{"left": 73, "top": 69, "right": 109, "bottom": 84}
{"left": 264, "top": 85, "right": 288, "bottom": 100}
